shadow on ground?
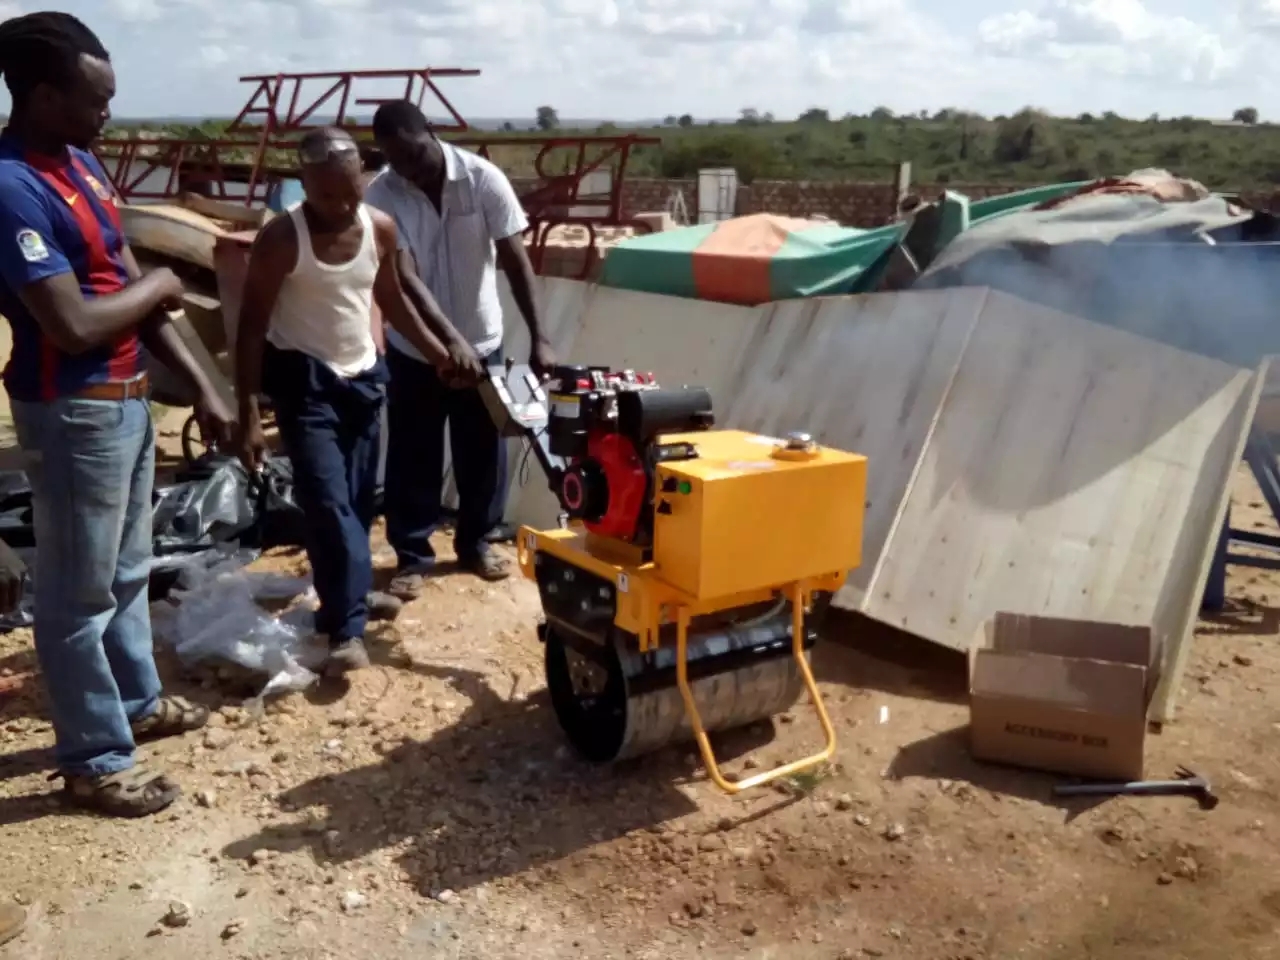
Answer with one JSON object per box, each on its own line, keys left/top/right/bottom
{"left": 1198, "top": 596, "right": 1280, "bottom": 638}
{"left": 223, "top": 651, "right": 799, "bottom": 897}
{"left": 817, "top": 608, "right": 968, "bottom": 706}
{"left": 885, "top": 726, "right": 1110, "bottom": 820}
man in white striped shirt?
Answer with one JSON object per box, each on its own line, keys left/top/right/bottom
{"left": 364, "top": 100, "right": 554, "bottom": 593}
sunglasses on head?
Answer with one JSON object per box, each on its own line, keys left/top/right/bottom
{"left": 298, "top": 136, "right": 361, "bottom": 166}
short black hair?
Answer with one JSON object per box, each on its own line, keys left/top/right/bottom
{"left": 0, "top": 12, "right": 109, "bottom": 104}
{"left": 372, "top": 100, "right": 430, "bottom": 140}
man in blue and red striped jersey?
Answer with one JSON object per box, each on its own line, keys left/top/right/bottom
{"left": 0, "top": 11, "right": 233, "bottom": 818}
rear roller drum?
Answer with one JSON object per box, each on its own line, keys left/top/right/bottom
{"left": 542, "top": 607, "right": 813, "bottom": 764}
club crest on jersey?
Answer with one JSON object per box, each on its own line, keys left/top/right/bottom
{"left": 16, "top": 228, "right": 48, "bottom": 263}
{"left": 83, "top": 174, "right": 115, "bottom": 205}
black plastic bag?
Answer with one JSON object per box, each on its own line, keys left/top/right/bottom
{"left": 152, "top": 453, "right": 307, "bottom": 554}
{"left": 152, "top": 454, "right": 258, "bottom": 554}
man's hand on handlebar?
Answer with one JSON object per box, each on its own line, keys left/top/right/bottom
{"left": 445, "top": 338, "right": 484, "bottom": 388}
{"left": 531, "top": 336, "right": 555, "bottom": 381}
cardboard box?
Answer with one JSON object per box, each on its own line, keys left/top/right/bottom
{"left": 968, "top": 613, "right": 1159, "bottom": 781}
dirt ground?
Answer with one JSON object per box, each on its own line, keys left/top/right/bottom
{"left": 2, "top": 419, "right": 1280, "bottom": 959}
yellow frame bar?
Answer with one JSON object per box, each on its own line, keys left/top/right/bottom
{"left": 674, "top": 582, "right": 837, "bottom": 794}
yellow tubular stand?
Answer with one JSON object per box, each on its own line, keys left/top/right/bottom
{"left": 674, "top": 581, "right": 837, "bottom": 794}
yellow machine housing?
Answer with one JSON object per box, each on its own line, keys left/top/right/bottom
{"left": 650, "top": 429, "right": 866, "bottom": 600}
{"left": 516, "top": 428, "right": 868, "bottom": 794}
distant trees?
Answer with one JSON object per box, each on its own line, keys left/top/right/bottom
{"left": 737, "top": 108, "right": 775, "bottom": 126}
{"left": 658, "top": 130, "right": 786, "bottom": 183}
{"left": 993, "top": 108, "right": 1061, "bottom": 166}
{"left": 535, "top": 105, "right": 558, "bottom": 131}
{"left": 136, "top": 105, "right": 1280, "bottom": 193}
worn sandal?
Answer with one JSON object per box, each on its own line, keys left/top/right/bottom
{"left": 130, "top": 695, "right": 210, "bottom": 742}
{"left": 461, "top": 551, "right": 510, "bottom": 582}
{"left": 366, "top": 590, "right": 404, "bottom": 622}
{"left": 387, "top": 563, "right": 436, "bottom": 601}
{"left": 56, "top": 763, "right": 182, "bottom": 818}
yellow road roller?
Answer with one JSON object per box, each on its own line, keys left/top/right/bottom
{"left": 480, "top": 363, "right": 867, "bottom": 794}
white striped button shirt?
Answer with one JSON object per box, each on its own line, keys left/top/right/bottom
{"left": 364, "top": 140, "right": 528, "bottom": 361}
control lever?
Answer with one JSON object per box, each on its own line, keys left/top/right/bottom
{"left": 477, "top": 361, "right": 566, "bottom": 492}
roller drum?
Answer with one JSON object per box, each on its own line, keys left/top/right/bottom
{"left": 544, "top": 607, "right": 811, "bottom": 764}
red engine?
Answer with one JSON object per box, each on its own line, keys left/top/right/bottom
{"left": 545, "top": 365, "right": 714, "bottom": 546}
{"left": 560, "top": 431, "right": 649, "bottom": 540}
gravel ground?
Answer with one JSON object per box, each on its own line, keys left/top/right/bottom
{"left": 2, "top": 440, "right": 1280, "bottom": 959}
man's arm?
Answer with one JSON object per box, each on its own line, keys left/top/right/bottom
{"left": 118, "top": 243, "right": 221, "bottom": 405}
{"left": 479, "top": 163, "right": 546, "bottom": 348}
{"left": 0, "top": 178, "right": 182, "bottom": 354}
{"left": 395, "top": 248, "right": 469, "bottom": 348}
{"left": 370, "top": 211, "right": 450, "bottom": 368}
{"left": 495, "top": 234, "right": 544, "bottom": 339}
{"left": 363, "top": 177, "right": 469, "bottom": 350}
{"left": 235, "top": 217, "right": 295, "bottom": 424}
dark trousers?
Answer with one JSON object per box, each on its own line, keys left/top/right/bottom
{"left": 264, "top": 343, "right": 387, "bottom": 644}
{"left": 385, "top": 344, "right": 508, "bottom": 569}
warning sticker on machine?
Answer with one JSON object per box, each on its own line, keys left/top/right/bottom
{"left": 549, "top": 394, "right": 580, "bottom": 416}
{"left": 744, "top": 434, "right": 783, "bottom": 446}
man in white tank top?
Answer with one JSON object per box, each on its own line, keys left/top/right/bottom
{"left": 233, "top": 127, "right": 456, "bottom": 675}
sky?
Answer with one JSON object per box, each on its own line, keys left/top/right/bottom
{"left": 0, "top": 0, "right": 1274, "bottom": 122}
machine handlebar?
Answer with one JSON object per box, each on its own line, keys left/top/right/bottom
{"left": 477, "top": 360, "right": 567, "bottom": 497}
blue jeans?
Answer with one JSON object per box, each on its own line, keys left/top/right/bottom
{"left": 264, "top": 343, "right": 387, "bottom": 644}
{"left": 11, "top": 396, "right": 160, "bottom": 777}
{"left": 385, "top": 344, "right": 508, "bottom": 569}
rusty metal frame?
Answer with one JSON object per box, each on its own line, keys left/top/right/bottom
{"left": 227, "top": 67, "right": 479, "bottom": 134}
{"left": 93, "top": 67, "right": 663, "bottom": 277}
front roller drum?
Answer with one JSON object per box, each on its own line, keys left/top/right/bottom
{"left": 542, "top": 607, "right": 812, "bottom": 764}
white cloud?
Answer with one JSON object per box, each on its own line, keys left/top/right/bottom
{"left": 107, "top": 0, "right": 163, "bottom": 20}
{"left": 1238, "top": 0, "right": 1280, "bottom": 33}
{"left": 978, "top": 10, "right": 1057, "bottom": 53}
{"left": 0, "top": 0, "right": 1266, "bottom": 122}
{"left": 975, "top": 0, "right": 1246, "bottom": 86}
{"left": 802, "top": 0, "right": 910, "bottom": 33}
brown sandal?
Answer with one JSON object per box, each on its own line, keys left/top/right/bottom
{"left": 57, "top": 763, "right": 182, "bottom": 818}
{"left": 130, "top": 695, "right": 210, "bottom": 742}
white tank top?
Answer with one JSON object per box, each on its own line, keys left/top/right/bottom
{"left": 266, "top": 202, "right": 380, "bottom": 378}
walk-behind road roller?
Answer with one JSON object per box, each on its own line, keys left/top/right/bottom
{"left": 479, "top": 363, "right": 867, "bottom": 794}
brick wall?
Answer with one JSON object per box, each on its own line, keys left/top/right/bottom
{"left": 509, "top": 176, "right": 1280, "bottom": 230}
{"left": 508, "top": 177, "right": 1080, "bottom": 228}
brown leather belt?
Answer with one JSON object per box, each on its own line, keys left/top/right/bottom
{"left": 72, "top": 374, "right": 149, "bottom": 402}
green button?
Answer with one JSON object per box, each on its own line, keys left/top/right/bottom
{"left": 677, "top": 481, "right": 692, "bottom": 495}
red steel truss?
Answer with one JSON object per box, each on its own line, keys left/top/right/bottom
{"left": 93, "top": 67, "right": 661, "bottom": 277}
{"left": 227, "top": 67, "right": 478, "bottom": 135}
